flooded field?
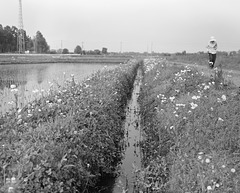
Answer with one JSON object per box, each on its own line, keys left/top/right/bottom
{"left": 0, "top": 63, "right": 116, "bottom": 114}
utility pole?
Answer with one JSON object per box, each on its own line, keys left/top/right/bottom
{"left": 82, "top": 41, "right": 84, "bottom": 50}
{"left": 120, "top": 41, "right": 122, "bottom": 53}
{"left": 18, "top": 0, "right": 25, "bottom": 54}
{"left": 61, "top": 40, "right": 63, "bottom": 53}
{"left": 33, "top": 36, "right": 36, "bottom": 53}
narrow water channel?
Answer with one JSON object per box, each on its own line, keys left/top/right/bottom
{"left": 113, "top": 69, "right": 142, "bottom": 193}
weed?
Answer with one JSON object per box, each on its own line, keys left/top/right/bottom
{"left": 0, "top": 59, "right": 141, "bottom": 192}
{"left": 136, "top": 58, "right": 240, "bottom": 192}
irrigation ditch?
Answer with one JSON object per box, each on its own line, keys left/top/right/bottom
{"left": 112, "top": 67, "right": 143, "bottom": 193}
{"left": 90, "top": 63, "right": 143, "bottom": 193}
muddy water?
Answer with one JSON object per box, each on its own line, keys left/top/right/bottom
{"left": 113, "top": 69, "right": 142, "bottom": 193}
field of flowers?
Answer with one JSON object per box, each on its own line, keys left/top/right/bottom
{"left": 0, "top": 59, "right": 141, "bottom": 192}
{"left": 135, "top": 58, "right": 240, "bottom": 192}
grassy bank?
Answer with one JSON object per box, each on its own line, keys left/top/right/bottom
{"left": 167, "top": 53, "right": 240, "bottom": 71}
{"left": 0, "top": 59, "right": 141, "bottom": 192}
{"left": 135, "top": 58, "right": 240, "bottom": 192}
{"left": 0, "top": 54, "right": 131, "bottom": 65}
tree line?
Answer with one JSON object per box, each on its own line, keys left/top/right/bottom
{"left": 0, "top": 24, "right": 49, "bottom": 53}
{"left": 0, "top": 24, "right": 109, "bottom": 55}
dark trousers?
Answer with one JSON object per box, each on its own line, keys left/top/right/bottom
{"left": 208, "top": 53, "right": 216, "bottom": 66}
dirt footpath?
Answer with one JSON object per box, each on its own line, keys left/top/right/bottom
{"left": 168, "top": 61, "right": 240, "bottom": 87}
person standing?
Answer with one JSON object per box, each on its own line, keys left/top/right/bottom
{"left": 206, "top": 36, "right": 218, "bottom": 69}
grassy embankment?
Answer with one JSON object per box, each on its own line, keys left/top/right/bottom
{"left": 0, "top": 59, "right": 141, "bottom": 192}
{"left": 167, "top": 53, "right": 240, "bottom": 71}
{"left": 0, "top": 54, "right": 131, "bottom": 64}
{"left": 135, "top": 58, "right": 240, "bottom": 192}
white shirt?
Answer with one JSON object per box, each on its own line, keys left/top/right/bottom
{"left": 207, "top": 40, "right": 217, "bottom": 54}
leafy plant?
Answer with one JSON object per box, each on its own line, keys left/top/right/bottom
{"left": 0, "top": 59, "right": 141, "bottom": 192}
{"left": 136, "top": 58, "right": 240, "bottom": 192}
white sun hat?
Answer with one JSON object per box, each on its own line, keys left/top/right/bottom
{"left": 210, "top": 36, "right": 216, "bottom": 41}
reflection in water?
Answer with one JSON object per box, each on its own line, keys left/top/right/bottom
{"left": 88, "top": 69, "right": 142, "bottom": 193}
{"left": 112, "top": 69, "right": 142, "bottom": 193}
{"left": 0, "top": 63, "right": 115, "bottom": 114}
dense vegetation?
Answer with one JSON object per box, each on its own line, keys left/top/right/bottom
{"left": 0, "top": 59, "right": 140, "bottom": 192}
{"left": 167, "top": 52, "right": 240, "bottom": 71}
{"left": 135, "top": 58, "right": 240, "bottom": 192}
{"left": 0, "top": 24, "right": 49, "bottom": 53}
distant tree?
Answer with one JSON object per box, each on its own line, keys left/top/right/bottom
{"left": 102, "top": 47, "right": 107, "bottom": 54}
{"left": 57, "top": 49, "right": 63, "bottom": 54}
{"left": 34, "top": 31, "right": 50, "bottom": 53}
{"left": 25, "top": 35, "right": 34, "bottom": 52}
{"left": 229, "top": 51, "right": 236, "bottom": 56}
{"left": 163, "top": 53, "right": 171, "bottom": 56}
{"left": 3, "top": 25, "right": 14, "bottom": 52}
{"left": 74, "top": 45, "right": 82, "bottom": 54}
{"left": 182, "top": 50, "right": 186, "bottom": 55}
{"left": 62, "top": 48, "right": 69, "bottom": 54}
{"left": 94, "top": 49, "right": 101, "bottom": 55}
{"left": 50, "top": 49, "right": 57, "bottom": 54}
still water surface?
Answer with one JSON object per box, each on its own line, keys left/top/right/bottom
{"left": 0, "top": 63, "right": 116, "bottom": 114}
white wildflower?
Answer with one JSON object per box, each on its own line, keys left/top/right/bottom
{"left": 10, "top": 84, "right": 16, "bottom": 89}
{"left": 170, "top": 126, "right": 174, "bottom": 130}
{"left": 11, "top": 177, "right": 16, "bottom": 184}
{"left": 169, "top": 96, "right": 175, "bottom": 102}
{"left": 231, "top": 168, "right": 236, "bottom": 173}
{"left": 221, "top": 95, "right": 227, "bottom": 101}
{"left": 192, "top": 95, "right": 200, "bottom": 100}
{"left": 190, "top": 102, "right": 198, "bottom": 109}
{"left": 8, "top": 187, "right": 14, "bottom": 192}
{"left": 10, "top": 88, "right": 18, "bottom": 92}
{"left": 176, "top": 103, "right": 185, "bottom": 107}
{"left": 204, "top": 85, "right": 210, "bottom": 90}
{"left": 205, "top": 158, "right": 211, "bottom": 163}
{"left": 198, "top": 155, "right": 202, "bottom": 160}
{"left": 32, "top": 89, "right": 39, "bottom": 93}
{"left": 218, "top": 117, "right": 224, "bottom": 121}
{"left": 207, "top": 186, "right": 212, "bottom": 190}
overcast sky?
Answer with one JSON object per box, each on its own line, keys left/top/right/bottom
{"left": 0, "top": 0, "right": 240, "bottom": 53}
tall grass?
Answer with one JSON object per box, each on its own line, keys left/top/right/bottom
{"left": 167, "top": 53, "right": 240, "bottom": 71}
